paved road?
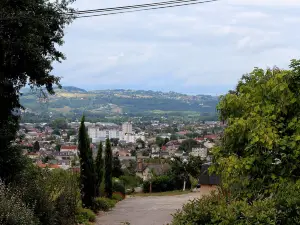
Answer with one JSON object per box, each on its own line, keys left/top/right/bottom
{"left": 96, "top": 186, "right": 215, "bottom": 225}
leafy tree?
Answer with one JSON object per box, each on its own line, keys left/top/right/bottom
{"left": 178, "top": 139, "right": 199, "bottom": 152}
{"left": 164, "top": 138, "right": 170, "bottom": 145}
{"left": 52, "top": 129, "right": 61, "bottom": 136}
{"left": 136, "top": 138, "right": 145, "bottom": 148}
{"left": 104, "top": 139, "right": 113, "bottom": 198}
{"left": 78, "top": 116, "right": 96, "bottom": 208}
{"left": 55, "top": 144, "right": 61, "bottom": 152}
{"left": 51, "top": 118, "right": 68, "bottom": 130}
{"left": 212, "top": 60, "right": 300, "bottom": 199}
{"left": 33, "top": 141, "right": 40, "bottom": 152}
{"left": 155, "top": 137, "right": 165, "bottom": 148}
{"left": 112, "top": 156, "right": 124, "bottom": 178}
{"left": 95, "top": 142, "right": 103, "bottom": 197}
{"left": 110, "top": 138, "right": 119, "bottom": 146}
{"left": 67, "top": 129, "right": 76, "bottom": 138}
{"left": 170, "top": 134, "right": 178, "bottom": 140}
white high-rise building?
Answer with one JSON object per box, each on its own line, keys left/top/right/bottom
{"left": 88, "top": 124, "right": 122, "bottom": 143}
{"left": 122, "top": 121, "right": 133, "bottom": 135}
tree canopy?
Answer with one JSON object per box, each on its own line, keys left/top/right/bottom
{"left": 212, "top": 59, "right": 300, "bottom": 198}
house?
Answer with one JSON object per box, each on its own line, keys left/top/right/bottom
{"left": 136, "top": 159, "right": 170, "bottom": 181}
{"left": 27, "top": 152, "right": 40, "bottom": 160}
{"left": 60, "top": 145, "right": 78, "bottom": 155}
{"left": 37, "top": 162, "right": 60, "bottom": 170}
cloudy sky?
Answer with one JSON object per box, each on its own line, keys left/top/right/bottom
{"left": 53, "top": 0, "right": 300, "bottom": 95}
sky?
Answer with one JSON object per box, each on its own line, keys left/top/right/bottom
{"left": 53, "top": 0, "right": 300, "bottom": 95}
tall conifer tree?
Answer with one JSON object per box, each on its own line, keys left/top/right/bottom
{"left": 95, "top": 142, "right": 103, "bottom": 197}
{"left": 78, "top": 116, "right": 96, "bottom": 208}
{"left": 104, "top": 139, "right": 113, "bottom": 198}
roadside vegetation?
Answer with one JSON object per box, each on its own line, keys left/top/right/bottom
{"left": 172, "top": 60, "right": 300, "bottom": 224}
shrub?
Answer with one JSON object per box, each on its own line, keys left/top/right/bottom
{"left": 75, "top": 207, "right": 96, "bottom": 223}
{"left": 119, "top": 175, "right": 143, "bottom": 188}
{"left": 0, "top": 183, "right": 39, "bottom": 225}
{"left": 112, "top": 180, "right": 125, "bottom": 196}
{"left": 274, "top": 180, "right": 300, "bottom": 224}
{"left": 94, "top": 197, "right": 116, "bottom": 212}
{"left": 172, "top": 190, "right": 281, "bottom": 225}
{"left": 143, "top": 175, "right": 190, "bottom": 193}
{"left": 112, "top": 192, "right": 124, "bottom": 201}
{"left": 172, "top": 191, "right": 224, "bottom": 225}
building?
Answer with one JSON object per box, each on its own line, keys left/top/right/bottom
{"left": 60, "top": 145, "right": 78, "bottom": 155}
{"left": 88, "top": 125, "right": 122, "bottom": 143}
{"left": 190, "top": 148, "right": 208, "bottom": 159}
{"left": 122, "top": 122, "right": 133, "bottom": 135}
{"left": 88, "top": 121, "right": 145, "bottom": 144}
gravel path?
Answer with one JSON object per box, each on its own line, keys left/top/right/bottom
{"left": 96, "top": 186, "right": 215, "bottom": 225}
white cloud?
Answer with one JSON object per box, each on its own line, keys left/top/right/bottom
{"left": 53, "top": 0, "right": 300, "bottom": 93}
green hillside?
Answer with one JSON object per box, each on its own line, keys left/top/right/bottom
{"left": 20, "top": 87, "right": 219, "bottom": 122}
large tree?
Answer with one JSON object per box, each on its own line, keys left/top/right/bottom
{"left": 78, "top": 116, "right": 96, "bottom": 208}
{"left": 0, "top": 0, "right": 74, "bottom": 182}
{"left": 212, "top": 59, "right": 300, "bottom": 199}
{"left": 95, "top": 142, "right": 103, "bottom": 197}
{"left": 104, "top": 139, "right": 113, "bottom": 198}
{"left": 112, "top": 156, "right": 124, "bottom": 178}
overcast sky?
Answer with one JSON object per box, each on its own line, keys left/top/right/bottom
{"left": 53, "top": 0, "right": 300, "bottom": 95}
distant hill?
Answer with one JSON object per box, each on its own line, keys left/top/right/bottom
{"left": 20, "top": 87, "right": 220, "bottom": 120}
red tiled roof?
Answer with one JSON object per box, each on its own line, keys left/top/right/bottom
{"left": 204, "top": 134, "right": 218, "bottom": 139}
{"left": 37, "top": 163, "right": 60, "bottom": 169}
{"left": 61, "top": 145, "right": 77, "bottom": 150}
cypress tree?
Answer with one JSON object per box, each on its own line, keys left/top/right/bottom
{"left": 112, "top": 156, "right": 124, "bottom": 178}
{"left": 78, "top": 116, "right": 96, "bottom": 208}
{"left": 95, "top": 142, "right": 103, "bottom": 197}
{"left": 104, "top": 138, "right": 113, "bottom": 198}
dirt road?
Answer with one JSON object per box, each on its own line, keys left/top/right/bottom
{"left": 96, "top": 186, "right": 215, "bottom": 225}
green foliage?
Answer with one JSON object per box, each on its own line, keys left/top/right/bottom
{"left": 172, "top": 191, "right": 277, "bottom": 225}
{"left": 7, "top": 165, "right": 79, "bottom": 225}
{"left": 170, "top": 134, "right": 178, "bottom": 140}
{"left": 275, "top": 180, "right": 300, "bottom": 224}
{"left": 78, "top": 116, "right": 96, "bottom": 208}
{"left": 143, "top": 175, "right": 189, "bottom": 193}
{"left": 0, "top": 145, "right": 28, "bottom": 183}
{"left": 178, "top": 139, "right": 199, "bottom": 152}
{"left": 105, "top": 139, "right": 113, "bottom": 198}
{"left": 112, "top": 156, "right": 124, "bottom": 178}
{"left": 112, "top": 192, "right": 124, "bottom": 201}
{"left": 94, "top": 197, "right": 117, "bottom": 212}
{"left": 95, "top": 142, "right": 104, "bottom": 197}
{"left": 172, "top": 191, "right": 224, "bottom": 225}
{"left": 51, "top": 118, "right": 68, "bottom": 130}
{"left": 213, "top": 60, "right": 300, "bottom": 198}
{"left": 0, "top": 182, "right": 39, "bottom": 225}
{"left": 119, "top": 175, "right": 142, "bottom": 189}
{"left": 112, "top": 180, "right": 126, "bottom": 196}
{"left": 75, "top": 207, "right": 96, "bottom": 223}
{"left": 33, "top": 141, "right": 40, "bottom": 152}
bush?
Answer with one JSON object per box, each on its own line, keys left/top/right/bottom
{"left": 172, "top": 184, "right": 300, "bottom": 225}
{"left": 0, "top": 183, "right": 39, "bottom": 225}
{"left": 119, "top": 175, "right": 143, "bottom": 188}
{"left": 112, "top": 180, "right": 125, "bottom": 196}
{"left": 143, "top": 175, "right": 190, "bottom": 193}
{"left": 172, "top": 191, "right": 224, "bottom": 225}
{"left": 274, "top": 180, "right": 300, "bottom": 224}
{"left": 75, "top": 207, "right": 96, "bottom": 223}
{"left": 112, "top": 192, "right": 124, "bottom": 201}
{"left": 94, "top": 197, "right": 117, "bottom": 212}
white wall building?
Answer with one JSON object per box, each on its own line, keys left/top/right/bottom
{"left": 88, "top": 126, "right": 122, "bottom": 143}
{"left": 88, "top": 121, "right": 145, "bottom": 144}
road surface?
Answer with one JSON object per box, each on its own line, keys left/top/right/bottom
{"left": 96, "top": 186, "right": 215, "bottom": 225}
